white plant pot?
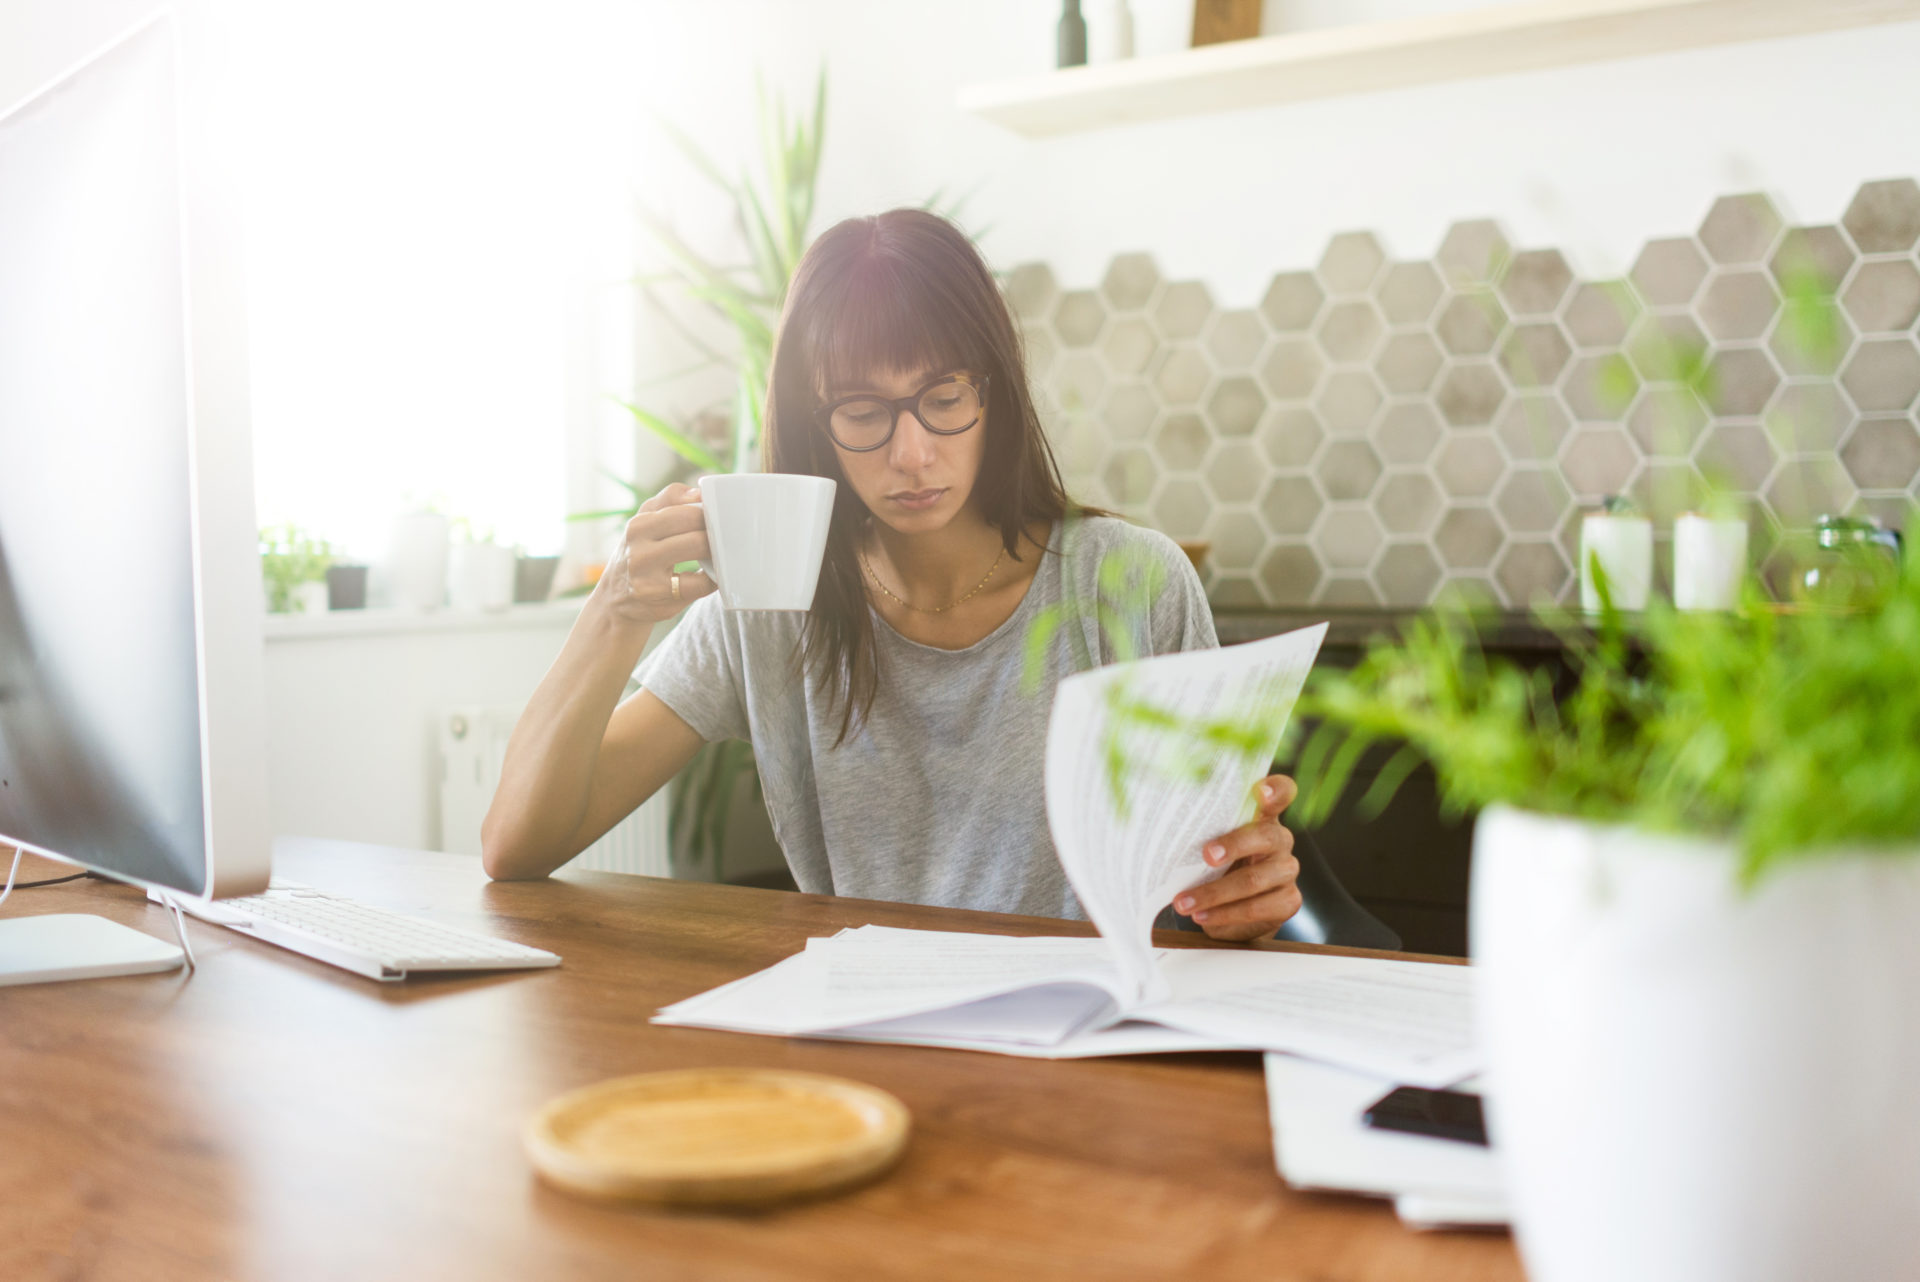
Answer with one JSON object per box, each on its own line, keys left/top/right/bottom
{"left": 290, "top": 580, "right": 330, "bottom": 615}
{"left": 447, "top": 540, "right": 515, "bottom": 611}
{"left": 1471, "top": 805, "right": 1920, "bottom": 1282}
{"left": 384, "top": 513, "right": 450, "bottom": 611}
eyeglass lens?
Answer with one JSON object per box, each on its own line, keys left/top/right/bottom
{"left": 829, "top": 378, "right": 982, "bottom": 450}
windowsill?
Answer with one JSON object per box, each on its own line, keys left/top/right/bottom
{"left": 263, "top": 598, "right": 586, "bottom": 642}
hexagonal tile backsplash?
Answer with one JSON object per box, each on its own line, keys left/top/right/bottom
{"left": 1009, "top": 180, "right": 1920, "bottom": 609}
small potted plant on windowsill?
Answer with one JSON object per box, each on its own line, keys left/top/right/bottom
{"left": 1287, "top": 555, "right": 1920, "bottom": 1282}
{"left": 260, "top": 524, "right": 335, "bottom": 615}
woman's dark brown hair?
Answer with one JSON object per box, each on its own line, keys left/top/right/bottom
{"left": 764, "top": 208, "right": 1076, "bottom": 743}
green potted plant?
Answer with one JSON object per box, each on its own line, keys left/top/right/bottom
{"left": 1286, "top": 562, "right": 1920, "bottom": 1281}
{"left": 568, "top": 71, "right": 828, "bottom": 517}
{"left": 259, "top": 524, "right": 336, "bottom": 614}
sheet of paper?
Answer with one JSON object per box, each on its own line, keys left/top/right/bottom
{"left": 652, "top": 949, "right": 829, "bottom": 1034}
{"left": 651, "top": 927, "right": 1136, "bottom": 1041}
{"left": 812, "top": 1018, "right": 1246, "bottom": 1059}
{"left": 811, "top": 930, "right": 1127, "bottom": 1016}
{"left": 830, "top": 983, "right": 1118, "bottom": 1046}
{"left": 1144, "top": 954, "right": 1477, "bottom": 1087}
{"left": 1263, "top": 1054, "right": 1507, "bottom": 1210}
{"left": 1046, "top": 624, "right": 1328, "bottom": 1003}
{"left": 651, "top": 927, "right": 1478, "bottom": 1080}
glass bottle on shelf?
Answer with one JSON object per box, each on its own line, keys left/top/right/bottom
{"left": 1058, "top": 0, "right": 1088, "bottom": 67}
{"left": 1788, "top": 514, "right": 1903, "bottom": 611}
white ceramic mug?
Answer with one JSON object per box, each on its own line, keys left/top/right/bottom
{"left": 697, "top": 473, "right": 836, "bottom": 611}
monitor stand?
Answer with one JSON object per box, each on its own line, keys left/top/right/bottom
{"left": 0, "top": 914, "right": 184, "bottom": 986}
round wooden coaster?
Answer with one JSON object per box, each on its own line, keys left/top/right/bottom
{"left": 524, "top": 1068, "right": 910, "bottom": 1206}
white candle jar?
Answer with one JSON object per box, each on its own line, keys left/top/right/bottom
{"left": 1579, "top": 511, "right": 1654, "bottom": 612}
{"left": 1672, "top": 513, "right": 1749, "bottom": 611}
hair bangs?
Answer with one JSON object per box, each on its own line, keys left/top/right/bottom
{"left": 801, "top": 249, "right": 985, "bottom": 401}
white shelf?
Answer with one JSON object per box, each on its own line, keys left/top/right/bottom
{"left": 959, "top": 0, "right": 1920, "bottom": 137}
{"left": 263, "top": 598, "right": 584, "bottom": 642}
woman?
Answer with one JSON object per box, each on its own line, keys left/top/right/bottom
{"left": 482, "top": 209, "right": 1303, "bottom": 941}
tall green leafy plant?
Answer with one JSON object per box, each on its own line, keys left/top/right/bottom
{"left": 578, "top": 68, "right": 980, "bottom": 521}
{"left": 576, "top": 74, "right": 825, "bottom": 883}
{"left": 569, "top": 70, "right": 827, "bottom": 526}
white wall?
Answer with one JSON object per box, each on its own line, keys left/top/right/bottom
{"left": 20, "top": 2, "right": 1920, "bottom": 517}
{"left": 0, "top": 0, "right": 160, "bottom": 98}
{"left": 261, "top": 614, "right": 578, "bottom": 849}
{"left": 26, "top": 2, "right": 1919, "bottom": 537}
{"left": 628, "top": 0, "right": 1920, "bottom": 315}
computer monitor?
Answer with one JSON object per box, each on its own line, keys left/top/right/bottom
{"left": 0, "top": 12, "right": 272, "bottom": 983}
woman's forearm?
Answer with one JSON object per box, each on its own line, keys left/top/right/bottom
{"left": 480, "top": 598, "right": 653, "bottom": 879}
{"left": 482, "top": 483, "right": 720, "bottom": 879}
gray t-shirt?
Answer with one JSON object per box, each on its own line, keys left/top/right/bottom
{"left": 636, "top": 516, "right": 1217, "bottom": 919}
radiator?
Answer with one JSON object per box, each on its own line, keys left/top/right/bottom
{"left": 438, "top": 705, "right": 671, "bottom": 877}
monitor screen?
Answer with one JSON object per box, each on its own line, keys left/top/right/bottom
{"left": 0, "top": 21, "right": 211, "bottom": 893}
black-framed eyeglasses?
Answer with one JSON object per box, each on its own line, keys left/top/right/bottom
{"left": 816, "top": 371, "right": 990, "bottom": 452}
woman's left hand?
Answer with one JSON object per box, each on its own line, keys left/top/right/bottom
{"left": 1171, "top": 774, "right": 1303, "bottom": 942}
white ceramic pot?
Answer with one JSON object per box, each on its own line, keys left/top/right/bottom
{"left": 385, "top": 512, "right": 450, "bottom": 611}
{"left": 290, "top": 580, "right": 330, "bottom": 615}
{"left": 447, "top": 540, "right": 516, "bottom": 611}
{"left": 1471, "top": 805, "right": 1920, "bottom": 1282}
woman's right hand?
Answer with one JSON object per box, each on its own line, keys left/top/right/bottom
{"left": 591, "top": 482, "right": 718, "bottom": 628}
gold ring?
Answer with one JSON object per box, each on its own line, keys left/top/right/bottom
{"left": 670, "top": 572, "right": 681, "bottom": 601}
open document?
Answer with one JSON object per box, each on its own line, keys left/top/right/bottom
{"left": 1047, "top": 621, "right": 1327, "bottom": 1001}
{"left": 653, "top": 625, "right": 1479, "bottom": 1086}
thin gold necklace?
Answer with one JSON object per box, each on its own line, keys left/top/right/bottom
{"left": 861, "top": 544, "right": 1005, "bottom": 614}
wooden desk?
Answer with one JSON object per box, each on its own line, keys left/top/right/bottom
{"left": 0, "top": 840, "right": 1522, "bottom": 1282}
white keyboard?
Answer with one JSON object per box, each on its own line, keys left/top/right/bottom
{"left": 151, "top": 881, "right": 561, "bottom": 982}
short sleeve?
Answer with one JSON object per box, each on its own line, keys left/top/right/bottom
{"left": 1141, "top": 530, "right": 1219, "bottom": 656}
{"left": 1059, "top": 516, "right": 1218, "bottom": 664}
{"left": 635, "top": 595, "right": 752, "bottom": 742}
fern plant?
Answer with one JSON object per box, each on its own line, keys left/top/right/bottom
{"left": 576, "top": 69, "right": 982, "bottom": 522}
{"left": 1289, "top": 543, "right": 1920, "bottom": 884}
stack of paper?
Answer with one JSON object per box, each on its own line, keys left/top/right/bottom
{"left": 654, "top": 625, "right": 1482, "bottom": 1086}
{"left": 1264, "top": 1055, "right": 1510, "bottom": 1229}
{"left": 655, "top": 924, "right": 1476, "bottom": 1086}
